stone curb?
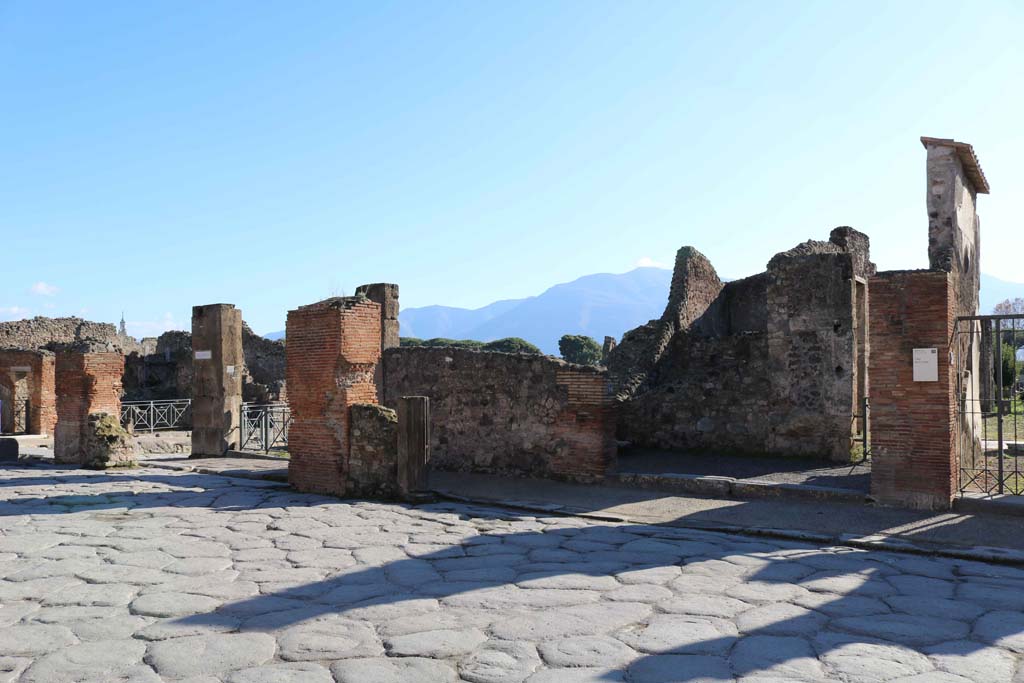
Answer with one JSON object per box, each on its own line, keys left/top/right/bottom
{"left": 609, "top": 471, "right": 867, "bottom": 504}
{"left": 146, "top": 461, "right": 289, "bottom": 484}
{"left": 432, "top": 487, "right": 1024, "bottom": 568}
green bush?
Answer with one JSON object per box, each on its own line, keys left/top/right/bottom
{"left": 482, "top": 337, "right": 542, "bottom": 354}
{"left": 559, "top": 334, "right": 602, "bottom": 366}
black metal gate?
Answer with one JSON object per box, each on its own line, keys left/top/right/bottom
{"left": 955, "top": 314, "right": 1024, "bottom": 495}
{"left": 240, "top": 403, "right": 291, "bottom": 454}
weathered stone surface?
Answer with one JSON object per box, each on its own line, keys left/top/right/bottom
{"left": 0, "top": 464, "right": 1018, "bottom": 682}
{"left": 332, "top": 657, "right": 459, "bottom": 683}
{"left": 19, "top": 640, "right": 155, "bottom": 683}
{"left": 383, "top": 347, "right": 615, "bottom": 482}
{"left": 538, "top": 636, "right": 637, "bottom": 668}
{"left": 80, "top": 412, "right": 136, "bottom": 469}
{"left": 611, "top": 228, "right": 874, "bottom": 462}
{"left": 144, "top": 633, "right": 276, "bottom": 678}
{"left": 277, "top": 616, "right": 382, "bottom": 661}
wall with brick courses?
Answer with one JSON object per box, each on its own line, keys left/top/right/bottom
{"left": 54, "top": 351, "right": 125, "bottom": 464}
{"left": 0, "top": 350, "right": 56, "bottom": 435}
{"left": 383, "top": 347, "right": 616, "bottom": 482}
{"left": 286, "top": 297, "right": 381, "bottom": 495}
{"left": 868, "top": 270, "right": 956, "bottom": 509}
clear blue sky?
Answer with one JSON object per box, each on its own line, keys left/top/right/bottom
{"left": 2, "top": 1, "right": 1021, "bottom": 337}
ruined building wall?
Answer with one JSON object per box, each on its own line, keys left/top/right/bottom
{"left": 611, "top": 227, "right": 874, "bottom": 461}
{"left": 0, "top": 350, "right": 56, "bottom": 435}
{"left": 122, "top": 326, "right": 286, "bottom": 402}
{"left": 0, "top": 316, "right": 145, "bottom": 354}
{"left": 383, "top": 347, "right": 616, "bottom": 482}
{"left": 54, "top": 345, "right": 125, "bottom": 464}
{"left": 286, "top": 297, "right": 381, "bottom": 495}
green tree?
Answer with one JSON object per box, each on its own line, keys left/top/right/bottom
{"left": 482, "top": 337, "right": 541, "bottom": 354}
{"left": 399, "top": 337, "right": 424, "bottom": 347}
{"left": 558, "top": 334, "right": 602, "bottom": 366}
{"left": 1001, "top": 342, "right": 1020, "bottom": 390}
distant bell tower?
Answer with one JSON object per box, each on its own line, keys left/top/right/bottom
{"left": 119, "top": 312, "right": 127, "bottom": 337}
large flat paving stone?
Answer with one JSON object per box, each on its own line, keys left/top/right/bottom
{"left": 144, "top": 633, "right": 276, "bottom": 677}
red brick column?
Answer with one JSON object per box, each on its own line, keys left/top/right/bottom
{"left": 286, "top": 297, "right": 381, "bottom": 495}
{"left": 54, "top": 349, "right": 125, "bottom": 464}
{"left": 868, "top": 270, "right": 956, "bottom": 509}
{"left": 551, "top": 368, "right": 617, "bottom": 482}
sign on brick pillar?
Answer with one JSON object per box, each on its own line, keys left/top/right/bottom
{"left": 397, "top": 396, "right": 430, "bottom": 497}
{"left": 868, "top": 270, "right": 957, "bottom": 510}
{"left": 286, "top": 296, "right": 381, "bottom": 495}
{"left": 191, "top": 304, "right": 244, "bottom": 457}
{"left": 54, "top": 346, "right": 125, "bottom": 464}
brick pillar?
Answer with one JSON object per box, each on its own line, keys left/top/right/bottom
{"left": 286, "top": 296, "right": 381, "bottom": 495}
{"left": 397, "top": 396, "right": 430, "bottom": 496}
{"left": 191, "top": 304, "right": 244, "bottom": 457}
{"left": 868, "top": 270, "right": 956, "bottom": 509}
{"left": 54, "top": 346, "right": 124, "bottom": 464}
{"left": 551, "top": 368, "right": 617, "bottom": 482}
{"left": 355, "top": 283, "right": 399, "bottom": 398}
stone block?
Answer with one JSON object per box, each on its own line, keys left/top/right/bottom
{"left": 0, "top": 438, "right": 18, "bottom": 461}
{"left": 81, "top": 413, "right": 136, "bottom": 469}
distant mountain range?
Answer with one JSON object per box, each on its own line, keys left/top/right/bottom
{"left": 266, "top": 270, "right": 1023, "bottom": 354}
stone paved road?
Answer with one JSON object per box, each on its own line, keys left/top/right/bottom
{"left": 0, "top": 465, "right": 1022, "bottom": 682}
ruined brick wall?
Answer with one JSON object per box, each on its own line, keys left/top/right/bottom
{"left": 122, "top": 326, "right": 286, "bottom": 402}
{"left": 611, "top": 227, "right": 873, "bottom": 461}
{"left": 348, "top": 403, "right": 398, "bottom": 497}
{"left": 0, "top": 350, "right": 56, "bottom": 435}
{"left": 868, "top": 270, "right": 956, "bottom": 509}
{"left": 383, "top": 347, "right": 616, "bottom": 482}
{"left": 286, "top": 297, "right": 381, "bottom": 495}
{"left": 54, "top": 348, "right": 124, "bottom": 464}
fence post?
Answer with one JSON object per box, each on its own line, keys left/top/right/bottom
{"left": 397, "top": 396, "right": 430, "bottom": 497}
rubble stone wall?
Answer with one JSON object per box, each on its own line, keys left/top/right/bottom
{"left": 348, "top": 403, "right": 399, "bottom": 498}
{"left": 0, "top": 317, "right": 144, "bottom": 354}
{"left": 609, "top": 227, "right": 874, "bottom": 461}
{"left": 383, "top": 347, "right": 616, "bottom": 482}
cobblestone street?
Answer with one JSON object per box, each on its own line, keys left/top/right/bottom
{"left": 0, "top": 465, "right": 1022, "bottom": 682}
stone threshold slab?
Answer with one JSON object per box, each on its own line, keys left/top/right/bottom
{"left": 609, "top": 471, "right": 867, "bottom": 504}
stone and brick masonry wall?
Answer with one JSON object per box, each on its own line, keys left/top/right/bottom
{"left": 286, "top": 297, "right": 381, "bottom": 495}
{"left": 383, "top": 347, "right": 616, "bottom": 482}
{"left": 868, "top": 270, "right": 956, "bottom": 509}
{"left": 54, "top": 349, "right": 125, "bottom": 464}
{"left": 0, "top": 350, "right": 56, "bottom": 435}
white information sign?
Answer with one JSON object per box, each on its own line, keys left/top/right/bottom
{"left": 226, "top": 365, "right": 235, "bottom": 376}
{"left": 194, "top": 350, "right": 212, "bottom": 360}
{"left": 912, "top": 348, "right": 938, "bottom": 382}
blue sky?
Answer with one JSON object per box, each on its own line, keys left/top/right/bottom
{"left": 2, "top": 1, "right": 1021, "bottom": 337}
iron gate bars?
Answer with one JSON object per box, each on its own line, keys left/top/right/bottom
{"left": 121, "top": 399, "right": 192, "bottom": 433}
{"left": 955, "top": 313, "right": 1024, "bottom": 495}
{"left": 240, "top": 402, "right": 290, "bottom": 454}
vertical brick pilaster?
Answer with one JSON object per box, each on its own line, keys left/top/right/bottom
{"left": 54, "top": 349, "right": 124, "bottom": 464}
{"left": 868, "top": 270, "right": 956, "bottom": 509}
{"left": 551, "top": 369, "right": 617, "bottom": 482}
{"left": 286, "top": 297, "right": 381, "bottom": 495}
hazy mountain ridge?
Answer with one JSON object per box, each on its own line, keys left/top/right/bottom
{"left": 266, "top": 271, "right": 1023, "bottom": 352}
